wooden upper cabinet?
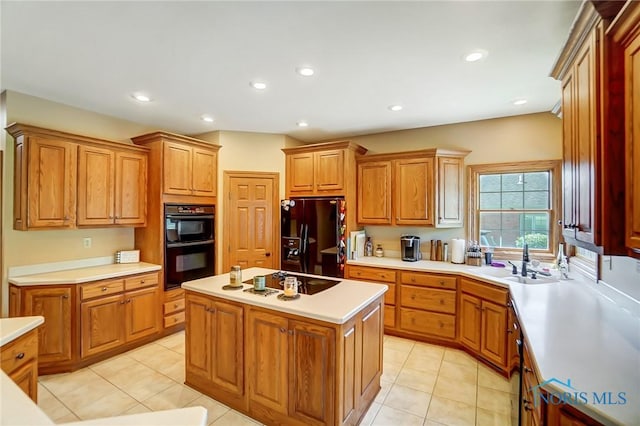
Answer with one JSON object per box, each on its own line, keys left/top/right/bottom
{"left": 551, "top": 2, "right": 627, "bottom": 254}
{"left": 6, "top": 123, "right": 149, "bottom": 230}
{"left": 77, "top": 146, "right": 147, "bottom": 227}
{"left": 132, "top": 131, "right": 220, "bottom": 200}
{"left": 357, "top": 149, "right": 469, "bottom": 227}
{"left": 611, "top": 1, "right": 640, "bottom": 256}
{"left": 8, "top": 126, "right": 78, "bottom": 230}
{"left": 283, "top": 141, "right": 367, "bottom": 197}
{"left": 357, "top": 161, "right": 392, "bottom": 224}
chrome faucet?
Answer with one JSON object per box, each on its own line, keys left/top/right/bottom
{"left": 521, "top": 243, "right": 530, "bottom": 277}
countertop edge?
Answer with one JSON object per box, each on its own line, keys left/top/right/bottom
{"left": 0, "top": 316, "right": 45, "bottom": 346}
{"left": 8, "top": 263, "right": 162, "bottom": 286}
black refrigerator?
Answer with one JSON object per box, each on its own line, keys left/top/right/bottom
{"left": 281, "top": 197, "right": 346, "bottom": 278}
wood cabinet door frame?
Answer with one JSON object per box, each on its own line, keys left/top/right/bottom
{"left": 223, "top": 171, "right": 279, "bottom": 273}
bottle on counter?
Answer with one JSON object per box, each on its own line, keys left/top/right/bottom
{"left": 230, "top": 265, "right": 242, "bottom": 287}
{"left": 375, "top": 244, "right": 384, "bottom": 258}
{"left": 365, "top": 237, "right": 373, "bottom": 256}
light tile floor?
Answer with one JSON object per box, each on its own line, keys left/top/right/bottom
{"left": 37, "top": 332, "right": 514, "bottom": 425}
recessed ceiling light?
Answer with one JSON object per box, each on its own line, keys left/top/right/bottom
{"left": 513, "top": 99, "right": 528, "bottom": 106}
{"left": 132, "top": 93, "right": 151, "bottom": 102}
{"left": 251, "top": 81, "right": 267, "bottom": 90}
{"left": 297, "top": 121, "right": 309, "bottom": 127}
{"left": 388, "top": 105, "right": 403, "bottom": 112}
{"left": 464, "top": 50, "right": 488, "bottom": 62}
{"left": 297, "top": 67, "right": 315, "bottom": 77}
{"left": 201, "top": 115, "right": 214, "bottom": 123}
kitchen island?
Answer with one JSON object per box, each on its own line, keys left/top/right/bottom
{"left": 181, "top": 267, "right": 388, "bottom": 426}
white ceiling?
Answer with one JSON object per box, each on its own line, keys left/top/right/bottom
{"left": 1, "top": 1, "right": 581, "bottom": 142}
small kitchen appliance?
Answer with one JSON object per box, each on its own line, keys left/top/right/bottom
{"left": 401, "top": 235, "right": 421, "bottom": 261}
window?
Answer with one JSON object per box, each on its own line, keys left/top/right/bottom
{"left": 468, "top": 160, "right": 561, "bottom": 260}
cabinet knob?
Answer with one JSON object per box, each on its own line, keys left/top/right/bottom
{"left": 411, "top": 295, "right": 416, "bottom": 300}
{"left": 265, "top": 252, "right": 271, "bottom": 257}
{"left": 141, "top": 280, "right": 145, "bottom": 284}
{"left": 288, "top": 330, "right": 294, "bottom": 335}
{"left": 438, "top": 321, "right": 444, "bottom": 328}
{"left": 174, "top": 318, "right": 178, "bottom": 323}
{"left": 120, "top": 301, "right": 125, "bottom": 305}
{"left": 279, "top": 327, "right": 286, "bottom": 333}
{"left": 62, "top": 295, "right": 69, "bottom": 299}
{"left": 439, "top": 299, "right": 445, "bottom": 305}
{"left": 102, "top": 287, "right": 108, "bottom": 292}
{"left": 126, "top": 299, "right": 131, "bottom": 303}
{"left": 439, "top": 281, "right": 445, "bottom": 286}
{"left": 174, "top": 303, "right": 179, "bottom": 308}
{"left": 15, "top": 352, "right": 25, "bottom": 360}
{"left": 411, "top": 277, "right": 416, "bottom": 282}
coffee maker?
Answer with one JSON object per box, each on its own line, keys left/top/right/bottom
{"left": 400, "top": 235, "right": 421, "bottom": 261}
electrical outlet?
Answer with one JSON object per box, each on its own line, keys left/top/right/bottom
{"left": 83, "top": 237, "right": 92, "bottom": 249}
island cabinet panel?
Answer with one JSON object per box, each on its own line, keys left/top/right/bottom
{"left": 458, "top": 278, "right": 509, "bottom": 371}
{"left": 185, "top": 294, "right": 245, "bottom": 407}
{"left": 21, "top": 286, "right": 73, "bottom": 365}
{"left": 359, "top": 303, "right": 382, "bottom": 397}
{"left": 1, "top": 328, "right": 39, "bottom": 402}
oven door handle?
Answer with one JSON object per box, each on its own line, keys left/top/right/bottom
{"left": 166, "top": 214, "right": 214, "bottom": 220}
{"left": 166, "top": 239, "right": 215, "bottom": 248}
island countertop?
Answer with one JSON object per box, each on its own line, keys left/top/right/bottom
{"left": 181, "top": 267, "right": 387, "bottom": 324}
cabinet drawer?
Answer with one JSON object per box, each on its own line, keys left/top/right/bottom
{"left": 385, "top": 283, "right": 396, "bottom": 305}
{"left": 400, "top": 272, "right": 457, "bottom": 290}
{"left": 125, "top": 273, "right": 159, "bottom": 291}
{"left": 164, "top": 311, "right": 185, "bottom": 328}
{"left": 164, "top": 298, "right": 186, "bottom": 315}
{"left": 1, "top": 329, "right": 38, "bottom": 374}
{"left": 81, "top": 279, "right": 124, "bottom": 300}
{"left": 401, "top": 286, "right": 456, "bottom": 314}
{"left": 384, "top": 305, "right": 396, "bottom": 328}
{"left": 348, "top": 266, "right": 396, "bottom": 283}
{"left": 460, "top": 278, "right": 508, "bottom": 305}
{"left": 399, "top": 308, "right": 456, "bottom": 339}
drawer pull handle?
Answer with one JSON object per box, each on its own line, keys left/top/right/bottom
{"left": 102, "top": 287, "right": 108, "bottom": 292}
{"left": 16, "top": 352, "right": 25, "bottom": 360}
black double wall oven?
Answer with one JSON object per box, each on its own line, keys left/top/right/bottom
{"left": 164, "top": 204, "right": 215, "bottom": 291}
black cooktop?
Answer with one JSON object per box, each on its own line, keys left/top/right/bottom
{"left": 243, "top": 271, "right": 341, "bottom": 295}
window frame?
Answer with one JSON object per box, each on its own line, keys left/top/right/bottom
{"left": 467, "top": 160, "right": 562, "bottom": 262}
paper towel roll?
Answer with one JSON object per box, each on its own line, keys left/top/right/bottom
{"left": 451, "top": 239, "right": 466, "bottom": 264}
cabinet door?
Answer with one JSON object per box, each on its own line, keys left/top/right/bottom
{"left": 287, "top": 152, "right": 315, "bottom": 194}
{"left": 561, "top": 72, "right": 576, "bottom": 240}
{"left": 163, "top": 142, "right": 193, "bottom": 195}
{"left": 314, "top": 149, "right": 344, "bottom": 192}
{"left": 23, "top": 287, "right": 73, "bottom": 363}
{"left": 480, "top": 300, "right": 508, "bottom": 367}
{"left": 8, "top": 360, "right": 38, "bottom": 402}
{"left": 247, "top": 310, "right": 289, "bottom": 414}
{"left": 573, "top": 37, "right": 597, "bottom": 245}
{"left": 27, "top": 137, "right": 77, "bottom": 228}
{"left": 394, "top": 157, "right": 434, "bottom": 225}
{"left": 115, "top": 151, "right": 147, "bottom": 226}
{"left": 459, "top": 293, "right": 481, "bottom": 352}
{"left": 77, "top": 145, "right": 115, "bottom": 226}
{"left": 81, "top": 294, "right": 125, "bottom": 358}
{"left": 185, "top": 294, "right": 212, "bottom": 379}
{"left": 357, "top": 161, "right": 392, "bottom": 224}
{"left": 124, "top": 287, "right": 159, "bottom": 342}
{"left": 289, "top": 320, "right": 335, "bottom": 425}
{"left": 9, "top": 286, "right": 20, "bottom": 318}
{"left": 211, "top": 300, "right": 243, "bottom": 395}
{"left": 437, "top": 157, "right": 463, "bottom": 227}
{"left": 360, "top": 303, "right": 382, "bottom": 399}
{"left": 192, "top": 147, "right": 217, "bottom": 197}
{"left": 626, "top": 32, "right": 640, "bottom": 252}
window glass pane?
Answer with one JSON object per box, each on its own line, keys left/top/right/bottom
{"left": 524, "top": 191, "right": 549, "bottom": 209}
{"left": 500, "top": 212, "right": 521, "bottom": 248}
{"left": 479, "top": 174, "right": 501, "bottom": 192}
{"left": 502, "top": 192, "right": 523, "bottom": 209}
{"left": 479, "top": 192, "right": 501, "bottom": 209}
{"left": 523, "top": 213, "right": 550, "bottom": 232}
{"left": 519, "top": 231, "right": 550, "bottom": 249}
{"left": 523, "top": 172, "right": 549, "bottom": 191}
{"left": 501, "top": 173, "right": 522, "bottom": 192}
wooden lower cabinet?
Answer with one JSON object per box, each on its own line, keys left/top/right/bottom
{"left": 185, "top": 290, "right": 383, "bottom": 426}
{"left": 345, "top": 265, "right": 397, "bottom": 331}
{"left": 10, "top": 271, "right": 160, "bottom": 374}
{"left": 0, "top": 328, "right": 39, "bottom": 402}
{"left": 163, "top": 288, "right": 186, "bottom": 329}
{"left": 459, "top": 278, "right": 509, "bottom": 370}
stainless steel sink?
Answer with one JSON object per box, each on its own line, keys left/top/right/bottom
{"left": 505, "top": 275, "right": 559, "bottom": 285}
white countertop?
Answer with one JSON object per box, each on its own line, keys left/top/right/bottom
{"left": 8, "top": 262, "right": 161, "bottom": 286}
{"left": 0, "top": 316, "right": 44, "bottom": 346}
{"left": 347, "top": 257, "right": 640, "bottom": 426}
{"left": 181, "top": 267, "right": 388, "bottom": 324}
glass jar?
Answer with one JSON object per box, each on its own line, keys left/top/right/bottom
{"left": 230, "top": 265, "right": 242, "bottom": 287}
{"left": 283, "top": 276, "right": 298, "bottom": 297}
{"left": 375, "top": 244, "right": 384, "bottom": 257}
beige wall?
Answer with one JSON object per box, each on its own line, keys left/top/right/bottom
{"left": 344, "top": 112, "right": 563, "bottom": 254}
{"left": 195, "top": 130, "right": 298, "bottom": 272}
{"left": 1, "top": 91, "right": 157, "bottom": 315}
